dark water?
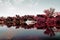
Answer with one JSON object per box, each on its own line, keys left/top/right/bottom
{"left": 0, "top": 25, "right": 60, "bottom": 40}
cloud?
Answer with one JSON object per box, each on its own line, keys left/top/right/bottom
{"left": 0, "top": 0, "right": 41, "bottom": 17}
{"left": 0, "top": 0, "right": 19, "bottom": 17}
{"left": 0, "top": 0, "right": 60, "bottom": 17}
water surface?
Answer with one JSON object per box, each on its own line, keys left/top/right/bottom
{"left": 0, "top": 25, "right": 60, "bottom": 40}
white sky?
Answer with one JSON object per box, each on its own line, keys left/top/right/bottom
{"left": 0, "top": 0, "right": 60, "bottom": 17}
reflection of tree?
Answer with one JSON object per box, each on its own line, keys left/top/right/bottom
{"left": 0, "top": 8, "right": 60, "bottom": 37}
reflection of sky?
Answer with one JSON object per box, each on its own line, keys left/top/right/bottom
{"left": 0, "top": 0, "right": 60, "bottom": 17}
{"left": 0, "top": 26, "right": 47, "bottom": 39}
{"left": 0, "top": 26, "right": 60, "bottom": 39}
{"left": 0, "top": 0, "right": 60, "bottom": 40}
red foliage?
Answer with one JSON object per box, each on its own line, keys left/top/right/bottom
{"left": 44, "top": 9, "right": 50, "bottom": 16}
{"left": 34, "top": 15, "right": 47, "bottom": 29}
{"left": 0, "top": 8, "right": 60, "bottom": 36}
{"left": 46, "top": 16, "right": 56, "bottom": 27}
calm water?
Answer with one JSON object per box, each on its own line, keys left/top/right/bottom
{"left": 0, "top": 25, "right": 60, "bottom": 40}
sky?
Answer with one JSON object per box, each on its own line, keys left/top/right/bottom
{"left": 0, "top": 0, "right": 60, "bottom": 17}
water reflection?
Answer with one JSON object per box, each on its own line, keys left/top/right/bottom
{"left": 0, "top": 14, "right": 60, "bottom": 37}
{"left": 0, "top": 25, "right": 60, "bottom": 40}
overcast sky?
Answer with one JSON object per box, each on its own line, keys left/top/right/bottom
{"left": 0, "top": 0, "right": 60, "bottom": 17}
